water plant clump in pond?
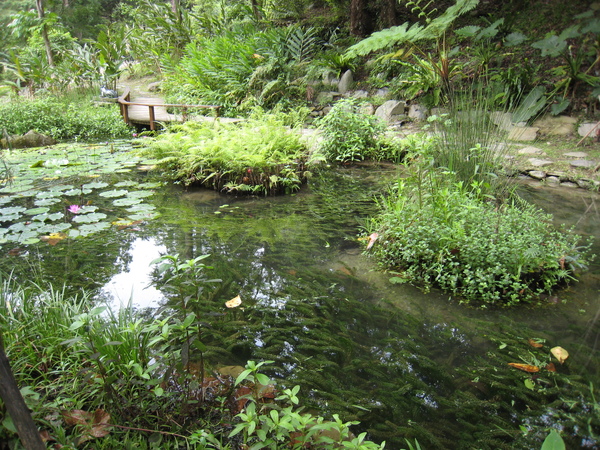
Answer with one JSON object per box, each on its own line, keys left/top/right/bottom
{"left": 0, "top": 141, "right": 162, "bottom": 245}
{"left": 136, "top": 113, "right": 315, "bottom": 195}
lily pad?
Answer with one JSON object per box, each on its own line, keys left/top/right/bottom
{"left": 82, "top": 181, "right": 109, "bottom": 190}
{"left": 127, "top": 190, "right": 154, "bottom": 199}
{"left": 39, "top": 223, "right": 72, "bottom": 233}
{"left": 114, "top": 181, "right": 139, "bottom": 188}
{"left": 72, "top": 212, "right": 107, "bottom": 223}
{"left": 127, "top": 204, "right": 156, "bottom": 213}
{"left": 112, "top": 197, "right": 142, "bottom": 207}
{"left": 138, "top": 182, "right": 163, "bottom": 189}
{"left": 74, "top": 222, "right": 110, "bottom": 236}
{"left": 64, "top": 188, "right": 92, "bottom": 196}
{"left": 99, "top": 189, "right": 128, "bottom": 198}
{"left": 0, "top": 206, "right": 27, "bottom": 217}
{"left": 32, "top": 212, "right": 64, "bottom": 222}
{"left": 34, "top": 198, "right": 61, "bottom": 206}
{"left": 24, "top": 207, "right": 50, "bottom": 215}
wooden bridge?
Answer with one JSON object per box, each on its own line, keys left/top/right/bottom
{"left": 117, "top": 87, "right": 223, "bottom": 130}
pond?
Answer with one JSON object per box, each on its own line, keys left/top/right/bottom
{"left": 1, "top": 141, "right": 599, "bottom": 449}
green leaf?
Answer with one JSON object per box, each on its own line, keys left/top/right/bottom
{"left": 255, "top": 373, "right": 270, "bottom": 386}
{"left": 541, "top": 429, "right": 565, "bottom": 450}
{"left": 524, "top": 379, "right": 535, "bottom": 390}
{"left": 99, "top": 189, "right": 128, "bottom": 198}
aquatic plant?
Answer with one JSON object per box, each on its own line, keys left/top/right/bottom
{"left": 137, "top": 115, "right": 313, "bottom": 195}
{"left": 316, "top": 98, "right": 404, "bottom": 164}
{"left": 364, "top": 177, "right": 592, "bottom": 307}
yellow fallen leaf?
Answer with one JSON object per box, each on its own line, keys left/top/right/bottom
{"left": 551, "top": 346, "right": 569, "bottom": 364}
{"left": 225, "top": 295, "right": 242, "bottom": 308}
{"left": 508, "top": 363, "right": 540, "bottom": 373}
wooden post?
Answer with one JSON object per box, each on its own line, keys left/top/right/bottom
{"left": 0, "top": 334, "right": 45, "bottom": 450}
{"left": 148, "top": 106, "right": 156, "bottom": 131}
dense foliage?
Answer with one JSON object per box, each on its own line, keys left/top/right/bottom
{"left": 137, "top": 113, "right": 314, "bottom": 195}
{"left": 0, "top": 95, "right": 130, "bottom": 140}
{"left": 317, "top": 98, "right": 405, "bottom": 163}
{"left": 366, "top": 178, "right": 591, "bottom": 306}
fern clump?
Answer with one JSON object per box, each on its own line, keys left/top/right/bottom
{"left": 136, "top": 114, "right": 313, "bottom": 195}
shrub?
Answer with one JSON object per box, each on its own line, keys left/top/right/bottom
{"left": 365, "top": 178, "right": 592, "bottom": 307}
{"left": 317, "top": 98, "right": 397, "bottom": 163}
{"left": 137, "top": 113, "right": 313, "bottom": 195}
{"left": 0, "top": 95, "right": 131, "bottom": 140}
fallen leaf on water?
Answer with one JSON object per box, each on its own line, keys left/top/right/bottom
{"left": 40, "top": 232, "right": 68, "bottom": 246}
{"left": 545, "top": 363, "right": 556, "bottom": 372}
{"left": 225, "top": 295, "right": 242, "bottom": 308}
{"left": 528, "top": 338, "right": 544, "bottom": 348}
{"left": 551, "top": 346, "right": 569, "bottom": 364}
{"left": 366, "top": 232, "right": 379, "bottom": 250}
{"left": 508, "top": 363, "right": 540, "bottom": 373}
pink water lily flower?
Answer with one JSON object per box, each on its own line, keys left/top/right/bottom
{"left": 68, "top": 204, "right": 82, "bottom": 214}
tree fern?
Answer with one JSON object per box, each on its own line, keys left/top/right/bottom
{"left": 346, "top": 0, "right": 479, "bottom": 57}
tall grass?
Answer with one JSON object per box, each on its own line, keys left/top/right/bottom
{"left": 427, "top": 83, "right": 515, "bottom": 200}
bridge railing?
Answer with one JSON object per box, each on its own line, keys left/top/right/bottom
{"left": 117, "top": 87, "right": 222, "bottom": 131}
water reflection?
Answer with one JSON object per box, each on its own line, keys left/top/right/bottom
{"left": 99, "top": 237, "right": 166, "bottom": 310}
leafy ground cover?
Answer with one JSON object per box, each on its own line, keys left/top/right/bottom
{"left": 136, "top": 114, "right": 315, "bottom": 195}
{"left": 0, "top": 141, "right": 160, "bottom": 245}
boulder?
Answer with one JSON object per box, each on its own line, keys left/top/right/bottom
{"left": 1, "top": 130, "right": 56, "bottom": 149}
{"left": 532, "top": 115, "right": 577, "bottom": 135}
{"left": 338, "top": 70, "right": 354, "bottom": 94}
{"left": 578, "top": 122, "right": 600, "bottom": 138}
{"left": 374, "top": 100, "right": 406, "bottom": 123}
{"left": 508, "top": 126, "right": 539, "bottom": 141}
{"left": 408, "top": 104, "right": 428, "bottom": 121}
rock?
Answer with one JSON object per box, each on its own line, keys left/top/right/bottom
{"left": 361, "top": 103, "right": 376, "bottom": 115}
{"left": 578, "top": 122, "right": 600, "bottom": 138}
{"left": 408, "top": 104, "right": 428, "bottom": 121}
{"left": 338, "top": 70, "right": 354, "bottom": 94}
{"left": 374, "top": 100, "right": 406, "bottom": 123}
{"left": 577, "top": 179, "right": 592, "bottom": 189}
{"left": 147, "top": 82, "right": 162, "bottom": 92}
{"left": 564, "top": 151, "right": 588, "bottom": 158}
{"left": 315, "top": 92, "right": 337, "bottom": 105}
{"left": 528, "top": 170, "right": 546, "bottom": 180}
{"left": 560, "top": 181, "right": 579, "bottom": 188}
{"left": 518, "top": 146, "right": 545, "bottom": 155}
{"left": 351, "top": 90, "right": 369, "bottom": 99}
{"left": 374, "top": 88, "right": 390, "bottom": 98}
{"left": 490, "top": 111, "right": 512, "bottom": 131}
{"left": 508, "top": 126, "right": 539, "bottom": 141}
{"left": 323, "top": 72, "right": 338, "bottom": 86}
{"left": 532, "top": 115, "right": 577, "bottom": 135}
{"left": 527, "top": 158, "right": 553, "bottom": 167}
{"left": 2, "top": 130, "right": 56, "bottom": 149}
{"left": 570, "top": 160, "right": 596, "bottom": 168}
{"left": 546, "top": 176, "right": 561, "bottom": 185}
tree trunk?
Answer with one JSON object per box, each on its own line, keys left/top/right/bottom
{"left": 35, "top": 0, "right": 55, "bottom": 67}
{"left": 171, "top": 0, "right": 180, "bottom": 21}
{"left": 379, "top": 0, "right": 398, "bottom": 29}
{"left": 0, "top": 334, "right": 46, "bottom": 450}
{"left": 250, "top": 0, "right": 262, "bottom": 21}
{"left": 350, "top": 0, "right": 368, "bottom": 37}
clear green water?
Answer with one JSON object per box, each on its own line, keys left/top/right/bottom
{"left": 1, "top": 143, "right": 599, "bottom": 449}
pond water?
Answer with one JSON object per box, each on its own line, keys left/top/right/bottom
{"left": 1, "top": 143, "right": 599, "bottom": 449}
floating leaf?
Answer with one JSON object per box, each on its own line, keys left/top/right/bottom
{"left": 114, "top": 181, "right": 139, "bottom": 187}
{"left": 524, "top": 379, "right": 535, "bottom": 390}
{"left": 226, "top": 295, "right": 242, "bottom": 308}
{"left": 366, "top": 232, "right": 379, "bottom": 250}
{"left": 72, "top": 213, "right": 107, "bottom": 224}
{"left": 40, "top": 232, "right": 68, "bottom": 246}
{"left": 34, "top": 198, "right": 61, "bottom": 206}
{"left": 528, "top": 338, "right": 544, "bottom": 348}
{"left": 551, "top": 346, "right": 569, "bottom": 364}
{"left": 508, "top": 363, "right": 540, "bottom": 373}
{"left": 82, "top": 181, "right": 109, "bottom": 190}
{"left": 76, "top": 222, "right": 110, "bottom": 235}
{"left": 24, "top": 207, "right": 50, "bottom": 215}
{"left": 112, "top": 197, "right": 142, "bottom": 207}
{"left": 127, "top": 190, "right": 154, "bottom": 199}
{"left": 64, "top": 188, "right": 92, "bottom": 196}
{"left": 99, "top": 189, "right": 128, "bottom": 198}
